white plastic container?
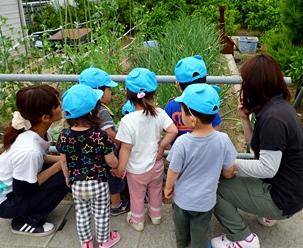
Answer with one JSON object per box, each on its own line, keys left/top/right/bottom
{"left": 239, "top": 36, "right": 259, "bottom": 53}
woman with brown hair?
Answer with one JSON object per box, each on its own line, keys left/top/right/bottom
{"left": 0, "top": 85, "right": 69, "bottom": 236}
{"left": 211, "top": 54, "right": 303, "bottom": 248}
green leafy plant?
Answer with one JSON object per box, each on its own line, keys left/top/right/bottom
{"left": 129, "top": 14, "right": 223, "bottom": 107}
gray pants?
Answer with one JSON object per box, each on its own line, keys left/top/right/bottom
{"left": 173, "top": 203, "right": 212, "bottom": 248}
{"left": 214, "top": 177, "right": 287, "bottom": 241}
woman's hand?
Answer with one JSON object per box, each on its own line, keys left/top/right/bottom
{"left": 238, "top": 104, "right": 250, "bottom": 120}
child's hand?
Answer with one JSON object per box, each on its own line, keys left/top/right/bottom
{"left": 111, "top": 168, "right": 126, "bottom": 179}
{"left": 65, "top": 177, "right": 71, "bottom": 188}
{"left": 164, "top": 187, "right": 173, "bottom": 200}
{"left": 156, "top": 147, "right": 164, "bottom": 161}
{"left": 222, "top": 165, "right": 238, "bottom": 179}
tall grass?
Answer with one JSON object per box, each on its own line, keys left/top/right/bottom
{"left": 129, "top": 14, "right": 223, "bottom": 107}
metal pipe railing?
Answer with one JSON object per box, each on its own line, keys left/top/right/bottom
{"left": 0, "top": 74, "right": 292, "bottom": 84}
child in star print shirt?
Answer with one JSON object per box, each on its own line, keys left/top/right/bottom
{"left": 56, "top": 84, "right": 120, "bottom": 248}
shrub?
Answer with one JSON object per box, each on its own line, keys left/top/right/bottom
{"left": 280, "top": 0, "right": 303, "bottom": 44}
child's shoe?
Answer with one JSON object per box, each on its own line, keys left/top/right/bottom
{"left": 257, "top": 217, "right": 277, "bottom": 227}
{"left": 81, "top": 239, "right": 93, "bottom": 248}
{"left": 126, "top": 212, "right": 144, "bottom": 231}
{"left": 111, "top": 200, "right": 129, "bottom": 216}
{"left": 211, "top": 233, "right": 260, "bottom": 248}
{"left": 149, "top": 215, "right": 161, "bottom": 225}
{"left": 99, "top": 231, "right": 120, "bottom": 248}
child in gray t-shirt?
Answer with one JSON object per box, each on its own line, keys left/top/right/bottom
{"left": 164, "top": 83, "right": 237, "bottom": 248}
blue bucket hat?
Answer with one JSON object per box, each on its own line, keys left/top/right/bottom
{"left": 125, "top": 68, "right": 157, "bottom": 93}
{"left": 175, "top": 55, "right": 208, "bottom": 83}
{"left": 62, "top": 84, "right": 103, "bottom": 119}
{"left": 79, "top": 67, "right": 117, "bottom": 89}
{"left": 175, "top": 83, "right": 220, "bottom": 115}
{"left": 121, "top": 100, "right": 135, "bottom": 116}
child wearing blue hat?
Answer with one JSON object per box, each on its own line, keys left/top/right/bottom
{"left": 164, "top": 83, "right": 237, "bottom": 248}
{"left": 121, "top": 100, "right": 135, "bottom": 116}
{"left": 164, "top": 55, "right": 222, "bottom": 142}
{"left": 79, "top": 67, "right": 129, "bottom": 217}
{"left": 56, "top": 84, "right": 120, "bottom": 248}
{"left": 113, "top": 68, "right": 178, "bottom": 231}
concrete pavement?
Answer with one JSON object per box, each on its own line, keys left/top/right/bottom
{"left": 1, "top": 200, "right": 303, "bottom": 248}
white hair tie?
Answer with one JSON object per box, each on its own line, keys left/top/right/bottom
{"left": 11, "top": 111, "right": 32, "bottom": 130}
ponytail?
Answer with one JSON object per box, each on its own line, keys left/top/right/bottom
{"left": 2, "top": 126, "right": 24, "bottom": 151}
{"left": 127, "top": 90, "right": 157, "bottom": 117}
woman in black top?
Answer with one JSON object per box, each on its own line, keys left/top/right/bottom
{"left": 211, "top": 54, "right": 303, "bottom": 248}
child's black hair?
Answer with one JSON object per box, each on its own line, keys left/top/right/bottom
{"left": 179, "top": 74, "right": 207, "bottom": 91}
{"left": 181, "top": 103, "right": 216, "bottom": 125}
{"left": 66, "top": 100, "right": 102, "bottom": 128}
{"left": 127, "top": 90, "right": 157, "bottom": 117}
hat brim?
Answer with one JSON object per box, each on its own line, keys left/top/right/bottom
{"left": 105, "top": 80, "right": 118, "bottom": 87}
{"left": 94, "top": 89, "right": 104, "bottom": 99}
{"left": 174, "top": 95, "right": 185, "bottom": 103}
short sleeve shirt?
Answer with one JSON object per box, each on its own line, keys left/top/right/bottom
{"left": 99, "top": 104, "right": 116, "bottom": 131}
{"left": 0, "top": 130, "right": 51, "bottom": 204}
{"left": 116, "top": 108, "right": 173, "bottom": 174}
{"left": 167, "top": 131, "right": 237, "bottom": 212}
{"left": 56, "top": 128, "right": 115, "bottom": 183}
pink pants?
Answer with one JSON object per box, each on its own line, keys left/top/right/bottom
{"left": 127, "top": 160, "right": 164, "bottom": 223}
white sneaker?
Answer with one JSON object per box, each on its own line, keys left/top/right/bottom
{"left": 126, "top": 212, "right": 144, "bottom": 232}
{"left": 257, "top": 217, "right": 277, "bottom": 227}
{"left": 211, "top": 233, "right": 260, "bottom": 248}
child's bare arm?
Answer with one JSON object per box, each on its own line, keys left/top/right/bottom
{"left": 157, "top": 123, "right": 178, "bottom": 161}
{"left": 105, "top": 152, "right": 118, "bottom": 169}
{"left": 104, "top": 127, "right": 121, "bottom": 147}
{"left": 113, "top": 142, "right": 132, "bottom": 178}
{"left": 164, "top": 168, "right": 179, "bottom": 199}
{"left": 221, "top": 164, "right": 238, "bottom": 179}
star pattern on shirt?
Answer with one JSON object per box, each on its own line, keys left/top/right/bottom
{"left": 60, "top": 136, "right": 66, "bottom": 143}
{"left": 68, "top": 137, "right": 77, "bottom": 145}
{"left": 82, "top": 144, "right": 93, "bottom": 154}
{"left": 81, "top": 167, "right": 89, "bottom": 174}
{"left": 68, "top": 161, "right": 77, "bottom": 168}
{"left": 95, "top": 147, "right": 101, "bottom": 153}
{"left": 71, "top": 155, "right": 78, "bottom": 161}
{"left": 77, "top": 135, "right": 85, "bottom": 143}
{"left": 91, "top": 164, "right": 101, "bottom": 172}
{"left": 66, "top": 145, "right": 76, "bottom": 154}
{"left": 73, "top": 169, "right": 80, "bottom": 176}
{"left": 89, "top": 132, "right": 101, "bottom": 142}
{"left": 81, "top": 156, "right": 93, "bottom": 165}
{"left": 95, "top": 155, "right": 104, "bottom": 161}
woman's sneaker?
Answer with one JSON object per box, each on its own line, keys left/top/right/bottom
{"left": 126, "top": 212, "right": 144, "bottom": 231}
{"left": 257, "top": 217, "right": 277, "bottom": 227}
{"left": 11, "top": 219, "right": 55, "bottom": 237}
{"left": 99, "top": 230, "right": 120, "bottom": 248}
{"left": 111, "top": 200, "right": 129, "bottom": 216}
{"left": 211, "top": 233, "right": 260, "bottom": 248}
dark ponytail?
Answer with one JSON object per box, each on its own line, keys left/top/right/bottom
{"left": 126, "top": 90, "right": 157, "bottom": 117}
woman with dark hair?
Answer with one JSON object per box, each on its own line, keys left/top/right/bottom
{"left": 0, "top": 85, "right": 69, "bottom": 236}
{"left": 211, "top": 54, "right": 303, "bottom": 248}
